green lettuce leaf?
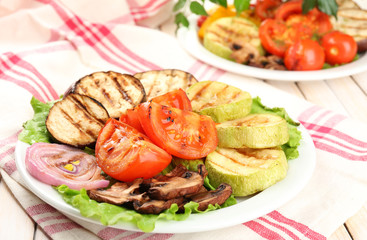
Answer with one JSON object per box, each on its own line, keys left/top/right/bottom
{"left": 18, "top": 97, "right": 57, "bottom": 144}
{"left": 56, "top": 185, "right": 237, "bottom": 232}
{"left": 250, "top": 97, "right": 302, "bottom": 160}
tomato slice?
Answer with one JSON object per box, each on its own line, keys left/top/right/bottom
{"left": 95, "top": 118, "right": 171, "bottom": 182}
{"left": 119, "top": 89, "right": 192, "bottom": 133}
{"left": 255, "top": 0, "right": 282, "bottom": 20}
{"left": 275, "top": 0, "right": 302, "bottom": 21}
{"left": 259, "top": 19, "right": 288, "bottom": 57}
{"left": 307, "top": 9, "right": 332, "bottom": 35}
{"left": 284, "top": 39, "right": 325, "bottom": 71}
{"left": 119, "top": 108, "right": 145, "bottom": 133}
{"left": 151, "top": 89, "right": 192, "bottom": 111}
{"left": 137, "top": 102, "right": 218, "bottom": 160}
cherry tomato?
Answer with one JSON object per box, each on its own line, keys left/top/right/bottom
{"left": 259, "top": 19, "right": 288, "bottom": 57}
{"left": 197, "top": 15, "right": 208, "bottom": 27}
{"left": 284, "top": 39, "right": 325, "bottom": 71}
{"left": 119, "top": 108, "right": 144, "bottom": 133}
{"left": 151, "top": 89, "right": 192, "bottom": 111}
{"left": 137, "top": 102, "right": 218, "bottom": 160}
{"left": 255, "top": 0, "right": 282, "bottom": 20}
{"left": 95, "top": 119, "right": 171, "bottom": 182}
{"left": 321, "top": 31, "right": 357, "bottom": 65}
{"left": 275, "top": 0, "right": 302, "bottom": 21}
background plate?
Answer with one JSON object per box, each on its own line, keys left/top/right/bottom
{"left": 176, "top": 15, "right": 367, "bottom": 81}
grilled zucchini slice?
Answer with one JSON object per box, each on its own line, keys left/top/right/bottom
{"left": 203, "top": 17, "right": 264, "bottom": 60}
{"left": 46, "top": 93, "right": 109, "bottom": 147}
{"left": 133, "top": 69, "right": 198, "bottom": 100}
{"left": 70, "top": 71, "right": 146, "bottom": 119}
{"left": 216, "top": 113, "right": 289, "bottom": 148}
{"left": 186, "top": 81, "right": 252, "bottom": 123}
{"left": 205, "top": 147, "right": 288, "bottom": 196}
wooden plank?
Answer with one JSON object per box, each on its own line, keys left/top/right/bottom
{"left": 328, "top": 225, "right": 353, "bottom": 240}
{"left": 34, "top": 225, "right": 51, "bottom": 240}
{"left": 0, "top": 180, "right": 35, "bottom": 240}
{"left": 352, "top": 71, "right": 367, "bottom": 95}
{"left": 326, "top": 77, "right": 367, "bottom": 123}
{"left": 265, "top": 81, "right": 304, "bottom": 99}
{"left": 297, "top": 80, "right": 349, "bottom": 115}
{"left": 268, "top": 80, "right": 356, "bottom": 240}
{"left": 345, "top": 203, "right": 367, "bottom": 240}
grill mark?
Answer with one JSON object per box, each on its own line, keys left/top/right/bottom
{"left": 236, "top": 115, "right": 271, "bottom": 127}
{"left": 59, "top": 107, "right": 95, "bottom": 140}
{"left": 78, "top": 85, "right": 88, "bottom": 95}
{"left": 236, "top": 148, "right": 278, "bottom": 160}
{"left": 228, "top": 91, "right": 242, "bottom": 104}
{"left": 168, "top": 70, "right": 175, "bottom": 91}
{"left": 94, "top": 76, "right": 100, "bottom": 88}
{"left": 130, "top": 76, "right": 145, "bottom": 102}
{"left": 69, "top": 95, "right": 106, "bottom": 126}
{"left": 113, "top": 75, "right": 134, "bottom": 106}
{"left": 208, "top": 23, "right": 258, "bottom": 46}
{"left": 101, "top": 88, "right": 114, "bottom": 106}
{"left": 338, "top": 11, "right": 367, "bottom": 20}
{"left": 233, "top": 18, "right": 256, "bottom": 28}
{"left": 147, "top": 72, "right": 159, "bottom": 98}
{"left": 190, "top": 81, "right": 213, "bottom": 102}
{"left": 215, "top": 150, "right": 251, "bottom": 168}
{"left": 200, "top": 85, "right": 229, "bottom": 109}
{"left": 216, "top": 24, "right": 256, "bottom": 39}
{"left": 187, "top": 73, "right": 196, "bottom": 87}
{"left": 209, "top": 159, "right": 239, "bottom": 174}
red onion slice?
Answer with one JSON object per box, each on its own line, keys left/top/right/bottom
{"left": 25, "top": 142, "right": 109, "bottom": 190}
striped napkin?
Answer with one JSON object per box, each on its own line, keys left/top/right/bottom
{"left": 1, "top": 1, "right": 367, "bottom": 239}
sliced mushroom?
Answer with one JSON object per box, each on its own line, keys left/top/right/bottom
{"left": 230, "top": 41, "right": 260, "bottom": 64}
{"left": 88, "top": 178, "right": 145, "bottom": 205}
{"left": 188, "top": 183, "right": 233, "bottom": 211}
{"left": 248, "top": 55, "right": 286, "bottom": 70}
{"left": 197, "top": 164, "right": 208, "bottom": 179}
{"left": 133, "top": 197, "right": 186, "bottom": 214}
{"left": 147, "top": 167, "right": 205, "bottom": 200}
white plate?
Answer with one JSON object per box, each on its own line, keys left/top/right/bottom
{"left": 15, "top": 100, "right": 316, "bottom": 234}
{"left": 176, "top": 15, "right": 367, "bottom": 81}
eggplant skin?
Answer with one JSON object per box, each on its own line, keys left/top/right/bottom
{"left": 68, "top": 71, "right": 146, "bottom": 119}
{"left": 358, "top": 39, "right": 367, "bottom": 53}
{"left": 134, "top": 69, "right": 198, "bottom": 100}
{"left": 46, "top": 93, "right": 109, "bottom": 148}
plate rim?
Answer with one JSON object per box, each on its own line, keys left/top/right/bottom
{"left": 176, "top": 15, "right": 367, "bottom": 82}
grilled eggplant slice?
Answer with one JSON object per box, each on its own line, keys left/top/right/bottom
{"left": 133, "top": 69, "right": 198, "bottom": 100}
{"left": 70, "top": 71, "right": 146, "bottom": 119}
{"left": 46, "top": 93, "right": 109, "bottom": 147}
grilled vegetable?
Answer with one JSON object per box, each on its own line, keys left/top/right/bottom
{"left": 95, "top": 119, "right": 172, "bottom": 182}
{"left": 216, "top": 113, "right": 289, "bottom": 148}
{"left": 205, "top": 147, "right": 288, "bottom": 196}
{"left": 137, "top": 101, "right": 218, "bottom": 160}
{"left": 46, "top": 93, "right": 109, "bottom": 147}
{"left": 26, "top": 142, "right": 109, "bottom": 190}
{"left": 203, "top": 17, "right": 264, "bottom": 61}
{"left": 133, "top": 69, "right": 198, "bottom": 100}
{"left": 69, "top": 71, "right": 146, "bottom": 119}
{"left": 186, "top": 81, "right": 252, "bottom": 123}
